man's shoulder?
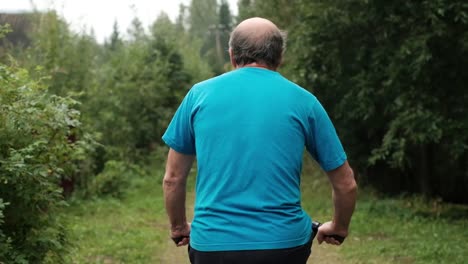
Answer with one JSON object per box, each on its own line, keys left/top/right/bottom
{"left": 189, "top": 70, "right": 247, "bottom": 100}
{"left": 194, "top": 71, "right": 236, "bottom": 87}
{"left": 283, "top": 78, "right": 316, "bottom": 97}
{"left": 275, "top": 76, "right": 319, "bottom": 106}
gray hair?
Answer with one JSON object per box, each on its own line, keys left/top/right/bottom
{"left": 229, "top": 26, "right": 287, "bottom": 69}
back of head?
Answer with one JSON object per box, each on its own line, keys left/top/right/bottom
{"left": 229, "top": 17, "right": 286, "bottom": 69}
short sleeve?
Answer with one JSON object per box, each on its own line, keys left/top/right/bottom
{"left": 306, "top": 100, "right": 347, "bottom": 171}
{"left": 162, "top": 90, "right": 196, "bottom": 155}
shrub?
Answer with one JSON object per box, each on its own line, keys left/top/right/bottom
{"left": 0, "top": 62, "right": 89, "bottom": 263}
{"left": 87, "top": 160, "right": 136, "bottom": 198}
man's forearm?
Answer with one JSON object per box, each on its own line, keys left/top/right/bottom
{"left": 332, "top": 181, "right": 357, "bottom": 232}
{"left": 327, "top": 162, "right": 357, "bottom": 234}
{"left": 163, "top": 173, "right": 187, "bottom": 228}
{"left": 162, "top": 149, "right": 194, "bottom": 229}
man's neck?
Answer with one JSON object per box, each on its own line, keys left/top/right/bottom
{"left": 239, "top": 62, "right": 276, "bottom": 71}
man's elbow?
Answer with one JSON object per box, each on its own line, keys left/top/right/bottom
{"left": 162, "top": 171, "right": 185, "bottom": 190}
{"left": 346, "top": 177, "right": 358, "bottom": 195}
{"left": 336, "top": 167, "right": 358, "bottom": 194}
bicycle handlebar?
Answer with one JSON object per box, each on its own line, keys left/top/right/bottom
{"left": 172, "top": 221, "right": 346, "bottom": 245}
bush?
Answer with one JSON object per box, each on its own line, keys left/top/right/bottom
{"left": 88, "top": 160, "right": 133, "bottom": 198}
{"left": 0, "top": 62, "right": 89, "bottom": 263}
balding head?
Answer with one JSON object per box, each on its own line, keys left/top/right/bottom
{"left": 229, "top": 17, "right": 286, "bottom": 70}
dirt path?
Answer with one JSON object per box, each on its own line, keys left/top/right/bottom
{"left": 158, "top": 239, "right": 191, "bottom": 264}
{"left": 157, "top": 192, "right": 194, "bottom": 264}
{"left": 160, "top": 235, "right": 343, "bottom": 264}
{"left": 308, "top": 243, "right": 343, "bottom": 264}
{"left": 159, "top": 192, "right": 344, "bottom": 264}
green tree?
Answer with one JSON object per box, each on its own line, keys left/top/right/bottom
{"left": 218, "top": 0, "right": 233, "bottom": 67}
{"left": 106, "top": 20, "right": 123, "bottom": 51}
{"left": 127, "top": 17, "right": 146, "bottom": 42}
{"left": 188, "top": 0, "right": 218, "bottom": 40}
{"left": 188, "top": 0, "right": 231, "bottom": 74}
{"left": 232, "top": 0, "right": 468, "bottom": 202}
{"left": 22, "top": 11, "right": 99, "bottom": 99}
{"left": 86, "top": 14, "right": 195, "bottom": 162}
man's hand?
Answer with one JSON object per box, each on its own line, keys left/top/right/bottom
{"left": 316, "top": 221, "right": 348, "bottom": 245}
{"left": 171, "top": 222, "right": 191, "bottom": 247}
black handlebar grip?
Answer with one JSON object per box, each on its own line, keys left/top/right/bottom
{"left": 326, "top": 234, "right": 345, "bottom": 243}
{"left": 171, "top": 236, "right": 189, "bottom": 244}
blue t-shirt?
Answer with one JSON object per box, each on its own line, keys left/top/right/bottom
{"left": 162, "top": 67, "right": 347, "bottom": 251}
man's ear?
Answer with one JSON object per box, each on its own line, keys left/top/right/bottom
{"left": 229, "top": 48, "right": 237, "bottom": 68}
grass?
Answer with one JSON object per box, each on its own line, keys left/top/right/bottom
{"left": 301, "top": 157, "right": 468, "bottom": 264}
{"left": 342, "top": 192, "right": 468, "bottom": 264}
{"left": 63, "top": 175, "right": 170, "bottom": 263}
{"left": 62, "top": 158, "right": 468, "bottom": 264}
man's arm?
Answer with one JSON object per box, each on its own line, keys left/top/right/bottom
{"left": 317, "top": 160, "right": 357, "bottom": 245}
{"left": 162, "top": 148, "right": 195, "bottom": 246}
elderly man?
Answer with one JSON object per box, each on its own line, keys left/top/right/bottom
{"left": 162, "top": 17, "right": 357, "bottom": 264}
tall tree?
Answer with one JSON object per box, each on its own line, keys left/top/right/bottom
{"left": 188, "top": 0, "right": 218, "bottom": 40}
{"left": 127, "top": 17, "right": 145, "bottom": 41}
{"left": 107, "top": 20, "right": 123, "bottom": 51}
{"left": 188, "top": 0, "right": 232, "bottom": 74}
{"left": 293, "top": 0, "right": 468, "bottom": 202}
{"left": 218, "top": 0, "right": 233, "bottom": 67}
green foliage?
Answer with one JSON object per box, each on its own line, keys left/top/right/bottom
{"left": 9, "top": 10, "right": 206, "bottom": 189}
{"left": 243, "top": 0, "right": 468, "bottom": 202}
{"left": 0, "top": 24, "right": 12, "bottom": 39}
{"left": 106, "top": 21, "right": 123, "bottom": 51}
{"left": 87, "top": 161, "right": 133, "bottom": 198}
{"left": 0, "top": 4, "right": 216, "bottom": 262}
{"left": 5, "top": 10, "right": 212, "bottom": 195}
{"left": 188, "top": 0, "right": 218, "bottom": 39}
{"left": 24, "top": 11, "right": 99, "bottom": 97}
{"left": 167, "top": 18, "right": 214, "bottom": 83}
{"left": 297, "top": 0, "right": 468, "bottom": 201}
{"left": 85, "top": 14, "right": 193, "bottom": 161}
{"left": 0, "top": 62, "right": 93, "bottom": 262}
